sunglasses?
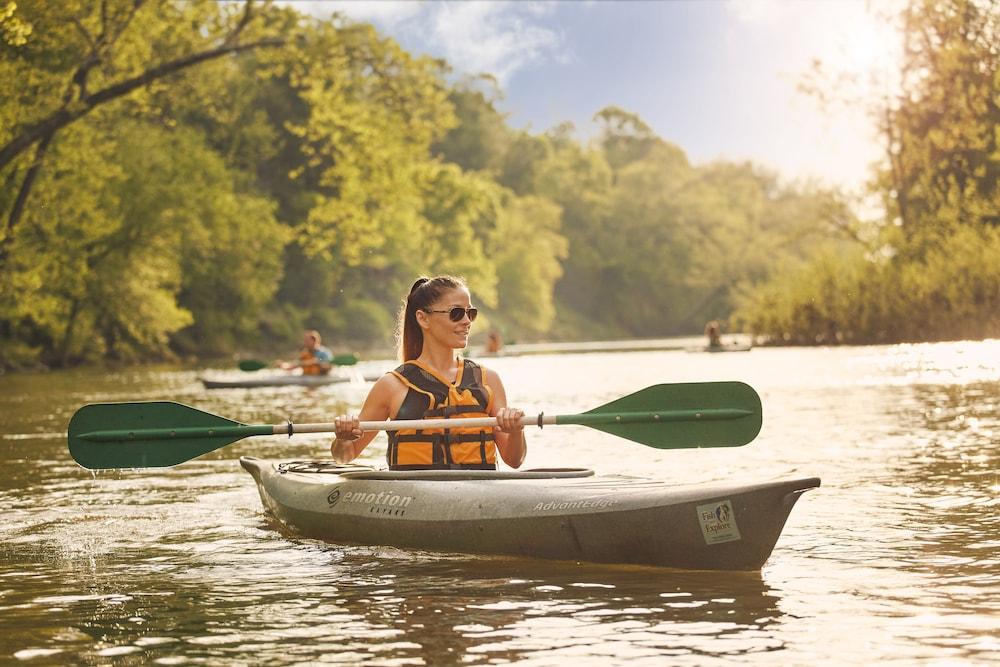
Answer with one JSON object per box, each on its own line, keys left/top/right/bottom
{"left": 424, "top": 306, "right": 478, "bottom": 322}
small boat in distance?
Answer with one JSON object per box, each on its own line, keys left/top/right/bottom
{"left": 686, "top": 342, "right": 754, "bottom": 354}
{"left": 199, "top": 369, "right": 380, "bottom": 389}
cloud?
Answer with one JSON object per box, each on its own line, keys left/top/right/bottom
{"left": 724, "top": 0, "right": 785, "bottom": 26}
{"left": 423, "top": 2, "right": 563, "bottom": 83}
{"left": 280, "top": 1, "right": 425, "bottom": 27}
{"left": 282, "top": 0, "right": 565, "bottom": 85}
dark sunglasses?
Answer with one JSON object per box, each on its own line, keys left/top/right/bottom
{"left": 424, "top": 306, "right": 478, "bottom": 322}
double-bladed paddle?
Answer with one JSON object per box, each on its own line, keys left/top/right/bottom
{"left": 67, "top": 381, "right": 762, "bottom": 470}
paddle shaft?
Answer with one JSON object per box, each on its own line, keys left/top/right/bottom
{"left": 75, "top": 408, "right": 754, "bottom": 443}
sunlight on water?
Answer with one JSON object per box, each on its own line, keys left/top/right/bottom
{"left": 0, "top": 341, "right": 998, "bottom": 664}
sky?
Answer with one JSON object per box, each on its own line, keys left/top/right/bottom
{"left": 285, "top": 0, "right": 902, "bottom": 194}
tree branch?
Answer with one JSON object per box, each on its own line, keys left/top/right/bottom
{"left": 226, "top": 0, "right": 256, "bottom": 46}
{"left": 0, "top": 131, "right": 54, "bottom": 266}
{"left": 0, "top": 36, "right": 284, "bottom": 172}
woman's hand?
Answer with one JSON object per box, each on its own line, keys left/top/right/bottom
{"left": 331, "top": 414, "right": 363, "bottom": 463}
{"left": 495, "top": 407, "right": 525, "bottom": 434}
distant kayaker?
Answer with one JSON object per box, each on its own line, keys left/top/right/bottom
{"left": 331, "top": 275, "right": 526, "bottom": 470}
{"left": 281, "top": 330, "right": 333, "bottom": 376}
{"left": 484, "top": 329, "right": 504, "bottom": 355}
{"left": 705, "top": 320, "right": 723, "bottom": 349}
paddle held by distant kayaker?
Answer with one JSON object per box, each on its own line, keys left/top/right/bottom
{"left": 281, "top": 330, "right": 333, "bottom": 375}
{"left": 331, "top": 275, "right": 526, "bottom": 470}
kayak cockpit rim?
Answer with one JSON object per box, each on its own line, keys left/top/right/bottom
{"left": 266, "top": 459, "right": 595, "bottom": 480}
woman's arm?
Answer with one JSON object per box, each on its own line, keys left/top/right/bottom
{"left": 330, "top": 374, "right": 404, "bottom": 463}
{"left": 484, "top": 368, "right": 526, "bottom": 469}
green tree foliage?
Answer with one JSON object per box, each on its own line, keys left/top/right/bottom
{"left": 735, "top": 226, "right": 1000, "bottom": 344}
{"left": 883, "top": 0, "right": 999, "bottom": 253}
{"left": 490, "top": 193, "right": 566, "bottom": 336}
{"left": 433, "top": 75, "right": 511, "bottom": 175}
{"left": 736, "top": 0, "right": 1000, "bottom": 344}
{"left": 1, "top": 114, "right": 285, "bottom": 365}
{"left": 516, "top": 108, "right": 852, "bottom": 337}
{"left": 0, "top": 0, "right": 286, "bottom": 366}
{"left": 9, "top": 0, "right": 981, "bottom": 369}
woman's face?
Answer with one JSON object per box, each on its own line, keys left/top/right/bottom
{"left": 419, "top": 286, "right": 475, "bottom": 350}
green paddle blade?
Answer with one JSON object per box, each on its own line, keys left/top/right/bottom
{"left": 68, "top": 401, "right": 273, "bottom": 470}
{"left": 559, "top": 381, "right": 762, "bottom": 449}
{"left": 332, "top": 353, "right": 358, "bottom": 366}
{"left": 238, "top": 359, "right": 268, "bottom": 371}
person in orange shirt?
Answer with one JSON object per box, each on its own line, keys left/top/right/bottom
{"left": 281, "top": 330, "right": 333, "bottom": 375}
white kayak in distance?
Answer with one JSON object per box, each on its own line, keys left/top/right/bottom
{"left": 240, "top": 457, "right": 819, "bottom": 571}
{"left": 199, "top": 369, "right": 382, "bottom": 389}
{"left": 685, "top": 343, "right": 754, "bottom": 353}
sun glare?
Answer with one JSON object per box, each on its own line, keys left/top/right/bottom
{"left": 823, "top": 2, "right": 903, "bottom": 91}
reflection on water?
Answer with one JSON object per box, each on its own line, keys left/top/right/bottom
{"left": 1, "top": 342, "right": 999, "bottom": 664}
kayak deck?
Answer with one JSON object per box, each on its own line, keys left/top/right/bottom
{"left": 241, "top": 457, "right": 819, "bottom": 571}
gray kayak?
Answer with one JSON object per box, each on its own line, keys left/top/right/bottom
{"left": 241, "top": 457, "right": 819, "bottom": 570}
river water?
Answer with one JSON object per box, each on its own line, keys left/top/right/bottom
{"left": 1, "top": 341, "right": 998, "bottom": 665}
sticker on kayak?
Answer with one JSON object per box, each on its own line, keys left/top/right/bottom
{"left": 328, "top": 489, "right": 414, "bottom": 516}
{"left": 696, "top": 500, "right": 742, "bottom": 544}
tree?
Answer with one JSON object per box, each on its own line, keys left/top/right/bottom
{"left": 0, "top": 0, "right": 285, "bottom": 273}
{"left": 878, "top": 0, "right": 999, "bottom": 256}
{"left": 735, "top": 0, "right": 1000, "bottom": 345}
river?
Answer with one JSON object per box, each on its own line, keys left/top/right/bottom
{"left": 1, "top": 341, "right": 998, "bottom": 665}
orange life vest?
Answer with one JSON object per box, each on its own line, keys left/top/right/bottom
{"left": 299, "top": 347, "right": 329, "bottom": 375}
{"left": 387, "top": 358, "right": 496, "bottom": 470}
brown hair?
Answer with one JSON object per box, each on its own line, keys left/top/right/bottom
{"left": 397, "top": 275, "right": 466, "bottom": 361}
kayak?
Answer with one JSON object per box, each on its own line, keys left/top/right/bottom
{"left": 199, "top": 371, "right": 380, "bottom": 389}
{"left": 686, "top": 343, "right": 753, "bottom": 353}
{"left": 240, "top": 457, "right": 819, "bottom": 570}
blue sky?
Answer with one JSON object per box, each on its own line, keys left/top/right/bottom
{"left": 288, "top": 1, "right": 901, "bottom": 194}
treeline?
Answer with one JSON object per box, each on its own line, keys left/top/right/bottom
{"left": 734, "top": 0, "right": 1000, "bottom": 344}
{"left": 3, "top": 0, "right": 987, "bottom": 369}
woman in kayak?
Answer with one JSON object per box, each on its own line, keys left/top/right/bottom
{"left": 331, "top": 276, "right": 526, "bottom": 470}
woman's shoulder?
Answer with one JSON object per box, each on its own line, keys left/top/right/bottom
{"left": 366, "top": 370, "right": 405, "bottom": 394}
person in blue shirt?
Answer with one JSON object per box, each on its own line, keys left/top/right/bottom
{"left": 281, "top": 330, "right": 333, "bottom": 375}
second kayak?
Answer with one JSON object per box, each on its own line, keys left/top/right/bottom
{"left": 685, "top": 343, "right": 754, "bottom": 353}
{"left": 199, "top": 370, "right": 382, "bottom": 389}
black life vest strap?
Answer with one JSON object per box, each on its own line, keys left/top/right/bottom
{"left": 394, "top": 360, "right": 490, "bottom": 406}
